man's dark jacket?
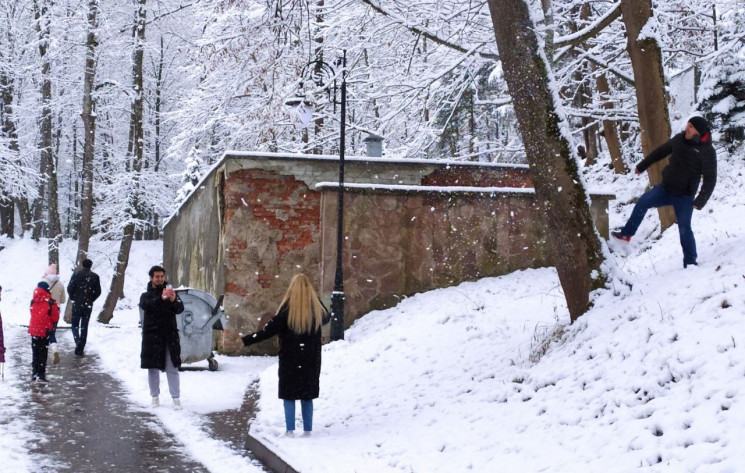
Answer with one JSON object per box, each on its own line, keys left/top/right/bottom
{"left": 67, "top": 268, "right": 102, "bottom": 309}
{"left": 140, "top": 282, "right": 183, "bottom": 370}
{"left": 636, "top": 131, "right": 717, "bottom": 208}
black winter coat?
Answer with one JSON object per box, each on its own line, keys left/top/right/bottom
{"left": 67, "top": 268, "right": 102, "bottom": 309}
{"left": 636, "top": 132, "right": 717, "bottom": 208}
{"left": 242, "top": 303, "right": 329, "bottom": 400}
{"left": 140, "top": 282, "right": 184, "bottom": 370}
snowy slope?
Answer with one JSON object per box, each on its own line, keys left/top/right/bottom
{"left": 1, "top": 147, "right": 743, "bottom": 473}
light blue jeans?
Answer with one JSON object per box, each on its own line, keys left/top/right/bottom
{"left": 283, "top": 399, "right": 313, "bottom": 432}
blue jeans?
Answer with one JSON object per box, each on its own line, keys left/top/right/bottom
{"left": 621, "top": 185, "right": 697, "bottom": 265}
{"left": 283, "top": 399, "right": 313, "bottom": 432}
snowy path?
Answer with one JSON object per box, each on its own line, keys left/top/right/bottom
{"left": 8, "top": 329, "right": 210, "bottom": 472}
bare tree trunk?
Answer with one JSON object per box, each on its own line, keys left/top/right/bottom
{"left": 32, "top": 0, "right": 53, "bottom": 244}
{"left": 149, "top": 34, "right": 165, "bottom": 241}
{"left": 63, "top": 0, "right": 100, "bottom": 323}
{"left": 486, "top": 0, "right": 605, "bottom": 321}
{"left": 32, "top": 0, "right": 60, "bottom": 263}
{"left": 577, "top": 3, "right": 597, "bottom": 165}
{"left": 76, "top": 0, "right": 100, "bottom": 267}
{"left": 620, "top": 0, "right": 675, "bottom": 230}
{"left": 595, "top": 72, "right": 626, "bottom": 173}
{"left": 311, "top": 0, "right": 325, "bottom": 155}
{"left": 98, "top": 222, "right": 135, "bottom": 324}
{"left": 0, "top": 192, "right": 13, "bottom": 237}
{"left": 15, "top": 198, "right": 32, "bottom": 234}
{"left": 98, "top": 0, "right": 146, "bottom": 324}
{"left": 47, "top": 148, "right": 61, "bottom": 266}
{"left": 1, "top": 73, "right": 18, "bottom": 237}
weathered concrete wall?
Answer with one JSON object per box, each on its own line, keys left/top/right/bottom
{"left": 319, "top": 188, "right": 551, "bottom": 326}
{"left": 163, "top": 169, "right": 225, "bottom": 301}
{"left": 164, "top": 152, "right": 612, "bottom": 355}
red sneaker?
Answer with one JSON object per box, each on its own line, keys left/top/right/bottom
{"left": 611, "top": 231, "right": 631, "bottom": 243}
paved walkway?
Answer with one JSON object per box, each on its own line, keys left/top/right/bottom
{"left": 10, "top": 329, "right": 210, "bottom": 472}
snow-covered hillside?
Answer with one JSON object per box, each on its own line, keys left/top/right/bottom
{"left": 1, "top": 147, "right": 744, "bottom": 473}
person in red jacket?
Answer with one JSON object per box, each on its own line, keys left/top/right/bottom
{"left": 29, "top": 281, "right": 60, "bottom": 382}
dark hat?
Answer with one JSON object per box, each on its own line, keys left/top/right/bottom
{"left": 82, "top": 259, "right": 93, "bottom": 269}
{"left": 688, "top": 116, "right": 710, "bottom": 136}
{"left": 37, "top": 281, "right": 50, "bottom": 291}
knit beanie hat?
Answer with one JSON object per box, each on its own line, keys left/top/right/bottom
{"left": 37, "top": 281, "right": 50, "bottom": 291}
{"left": 82, "top": 259, "right": 93, "bottom": 269}
{"left": 44, "top": 263, "right": 57, "bottom": 276}
{"left": 688, "top": 116, "right": 710, "bottom": 136}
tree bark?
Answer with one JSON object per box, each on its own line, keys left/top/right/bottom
{"left": 32, "top": 0, "right": 53, "bottom": 244}
{"left": 486, "top": 0, "right": 606, "bottom": 321}
{"left": 98, "top": 0, "right": 146, "bottom": 324}
{"left": 577, "top": 4, "right": 597, "bottom": 165}
{"left": 76, "top": 0, "right": 100, "bottom": 267}
{"left": 0, "top": 192, "right": 13, "bottom": 237}
{"left": 1, "top": 72, "right": 19, "bottom": 237}
{"left": 148, "top": 35, "right": 165, "bottom": 241}
{"left": 98, "top": 222, "right": 135, "bottom": 324}
{"left": 33, "top": 0, "right": 60, "bottom": 263}
{"left": 620, "top": 0, "right": 675, "bottom": 230}
{"left": 595, "top": 71, "right": 626, "bottom": 173}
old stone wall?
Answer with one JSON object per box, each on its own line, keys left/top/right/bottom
{"left": 319, "top": 188, "right": 551, "bottom": 325}
{"left": 164, "top": 153, "right": 611, "bottom": 355}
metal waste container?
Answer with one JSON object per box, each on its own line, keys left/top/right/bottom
{"left": 140, "top": 288, "right": 226, "bottom": 371}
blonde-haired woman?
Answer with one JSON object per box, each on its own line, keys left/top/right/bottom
{"left": 242, "top": 274, "right": 329, "bottom": 436}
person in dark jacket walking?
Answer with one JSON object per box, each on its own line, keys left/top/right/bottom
{"left": 612, "top": 116, "right": 717, "bottom": 268}
{"left": 67, "top": 259, "right": 102, "bottom": 356}
{"left": 140, "top": 265, "right": 184, "bottom": 409}
{"left": 242, "top": 274, "right": 329, "bottom": 437}
{"left": 29, "top": 282, "right": 60, "bottom": 382}
{"left": 1, "top": 286, "right": 6, "bottom": 370}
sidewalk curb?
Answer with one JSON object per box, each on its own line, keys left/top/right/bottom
{"left": 246, "top": 433, "right": 300, "bottom": 473}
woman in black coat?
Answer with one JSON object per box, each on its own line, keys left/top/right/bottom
{"left": 243, "top": 274, "right": 329, "bottom": 436}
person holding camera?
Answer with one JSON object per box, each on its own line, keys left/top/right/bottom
{"left": 139, "top": 265, "right": 183, "bottom": 409}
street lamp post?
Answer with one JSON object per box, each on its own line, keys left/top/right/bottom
{"left": 287, "top": 51, "right": 347, "bottom": 341}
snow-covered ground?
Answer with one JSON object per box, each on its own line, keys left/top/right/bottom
{"left": 1, "top": 146, "right": 744, "bottom": 472}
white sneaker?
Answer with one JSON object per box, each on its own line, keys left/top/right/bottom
{"left": 151, "top": 397, "right": 159, "bottom": 406}
{"left": 173, "top": 398, "right": 182, "bottom": 410}
{"left": 284, "top": 430, "right": 294, "bottom": 437}
{"left": 302, "top": 431, "right": 312, "bottom": 437}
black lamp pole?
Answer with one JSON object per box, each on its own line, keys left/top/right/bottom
{"left": 329, "top": 50, "right": 347, "bottom": 341}
{"left": 292, "top": 51, "right": 348, "bottom": 341}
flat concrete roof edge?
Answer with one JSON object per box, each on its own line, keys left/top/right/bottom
{"left": 223, "top": 150, "right": 531, "bottom": 170}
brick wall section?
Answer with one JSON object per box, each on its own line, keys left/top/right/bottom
{"left": 220, "top": 168, "right": 323, "bottom": 354}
